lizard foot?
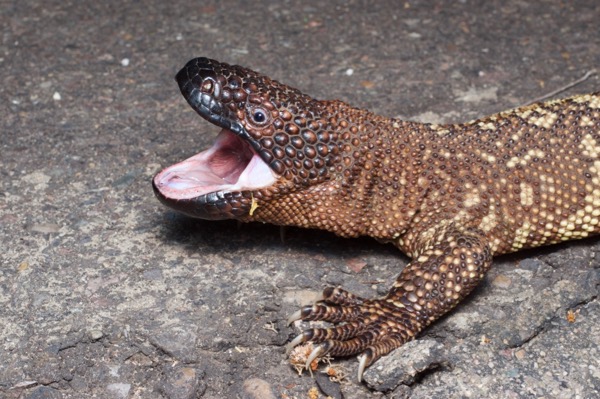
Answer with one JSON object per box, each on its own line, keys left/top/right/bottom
{"left": 287, "top": 227, "right": 493, "bottom": 381}
{"left": 287, "top": 286, "right": 418, "bottom": 381}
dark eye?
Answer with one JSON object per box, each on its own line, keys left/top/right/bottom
{"left": 248, "top": 107, "right": 270, "bottom": 126}
{"left": 253, "top": 110, "right": 266, "bottom": 123}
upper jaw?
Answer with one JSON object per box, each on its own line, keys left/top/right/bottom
{"left": 176, "top": 58, "right": 245, "bottom": 136}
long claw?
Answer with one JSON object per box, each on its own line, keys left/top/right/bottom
{"left": 287, "top": 302, "right": 322, "bottom": 325}
{"left": 357, "top": 353, "right": 368, "bottom": 382}
{"left": 289, "top": 332, "right": 307, "bottom": 348}
{"left": 287, "top": 309, "right": 303, "bottom": 325}
{"left": 305, "top": 344, "right": 325, "bottom": 369}
{"left": 357, "top": 348, "right": 374, "bottom": 382}
{"left": 285, "top": 331, "right": 313, "bottom": 354}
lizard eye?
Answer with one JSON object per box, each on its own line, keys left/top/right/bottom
{"left": 248, "top": 107, "right": 270, "bottom": 126}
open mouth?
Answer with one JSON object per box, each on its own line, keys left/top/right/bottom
{"left": 153, "top": 128, "right": 277, "bottom": 200}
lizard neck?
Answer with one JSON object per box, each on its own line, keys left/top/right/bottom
{"left": 312, "top": 102, "right": 433, "bottom": 240}
{"left": 237, "top": 101, "right": 435, "bottom": 242}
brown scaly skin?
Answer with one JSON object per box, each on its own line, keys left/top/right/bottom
{"left": 154, "top": 57, "right": 600, "bottom": 379}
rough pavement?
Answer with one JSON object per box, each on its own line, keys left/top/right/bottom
{"left": 1, "top": 1, "right": 599, "bottom": 398}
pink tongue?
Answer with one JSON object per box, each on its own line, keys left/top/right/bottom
{"left": 156, "top": 130, "right": 252, "bottom": 190}
{"left": 153, "top": 129, "right": 276, "bottom": 200}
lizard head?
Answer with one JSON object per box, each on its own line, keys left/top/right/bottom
{"left": 153, "top": 57, "right": 343, "bottom": 222}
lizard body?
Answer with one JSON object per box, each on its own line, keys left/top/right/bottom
{"left": 153, "top": 57, "right": 599, "bottom": 379}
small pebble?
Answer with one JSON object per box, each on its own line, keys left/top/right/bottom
{"left": 89, "top": 330, "right": 103, "bottom": 341}
{"left": 241, "top": 378, "right": 276, "bottom": 399}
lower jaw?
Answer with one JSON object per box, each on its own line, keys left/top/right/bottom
{"left": 152, "top": 180, "right": 255, "bottom": 220}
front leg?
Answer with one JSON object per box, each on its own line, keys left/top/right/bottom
{"left": 288, "top": 226, "right": 493, "bottom": 380}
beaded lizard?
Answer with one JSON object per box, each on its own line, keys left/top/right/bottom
{"left": 153, "top": 57, "right": 599, "bottom": 380}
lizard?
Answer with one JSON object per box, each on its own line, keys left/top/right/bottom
{"left": 153, "top": 57, "right": 599, "bottom": 380}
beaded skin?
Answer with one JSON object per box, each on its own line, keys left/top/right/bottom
{"left": 154, "top": 57, "right": 600, "bottom": 379}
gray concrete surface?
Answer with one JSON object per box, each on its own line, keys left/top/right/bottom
{"left": 1, "top": 1, "right": 599, "bottom": 398}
